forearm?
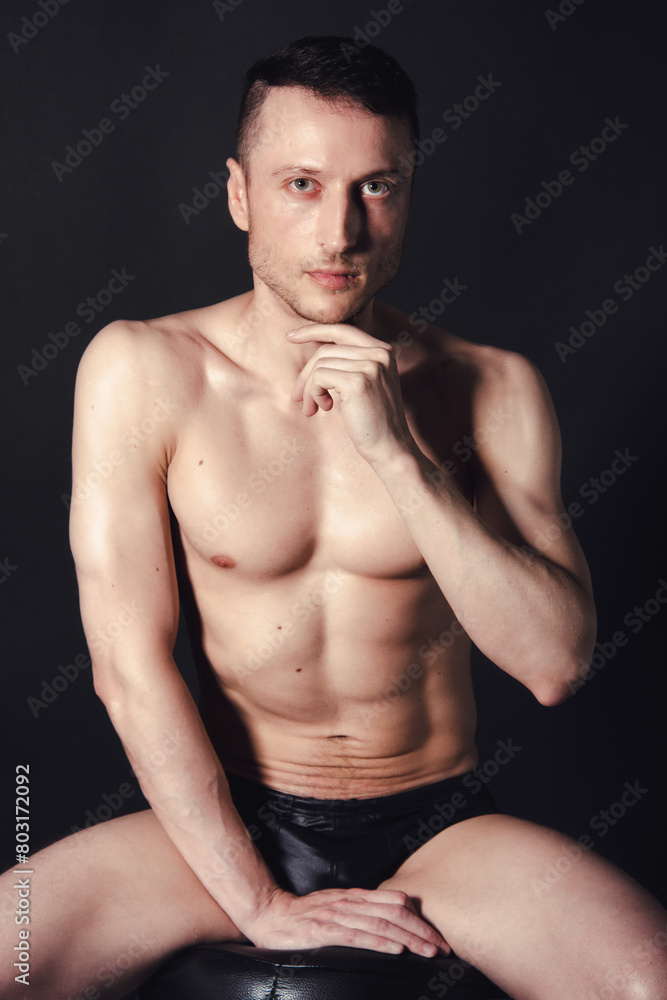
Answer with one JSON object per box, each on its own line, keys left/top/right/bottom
{"left": 97, "top": 660, "right": 278, "bottom": 931}
{"left": 371, "top": 447, "right": 596, "bottom": 703}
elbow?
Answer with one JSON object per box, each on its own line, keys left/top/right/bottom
{"left": 533, "top": 680, "right": 574, "bottom": 707}
{"left": 530, "top": 646, "right": 595, "bottom": 707}
{"left": 533, "top": 608, "right": 597, "bottom": 707}
{"left": 91, "top": 662, "right": 126, "bottom": 717}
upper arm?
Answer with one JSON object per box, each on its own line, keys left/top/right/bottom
{"left": 69, "top": 320, "right": 182, "bottom": 699}
{"left": 470, "top": 349, "right": 593, "bottom": 597}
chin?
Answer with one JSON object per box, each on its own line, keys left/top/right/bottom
{"left": 294, "top": 289, "right": 372, "bottom": 325}
{"left": 299, "top": 303, "right": 363, "bottom": 326}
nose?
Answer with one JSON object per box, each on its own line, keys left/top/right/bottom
{"left": 316, "top": 187, "right": 362, "bottom": 253}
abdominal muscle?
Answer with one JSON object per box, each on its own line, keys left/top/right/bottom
{"left": 190, "top": 559, "right": 480, "bottom": 799}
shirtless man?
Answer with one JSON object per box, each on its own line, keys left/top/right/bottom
{"left": 3, "top": 35, "right": 666, "bottom": 1000}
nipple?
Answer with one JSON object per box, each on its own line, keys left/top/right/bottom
{"left": 211, "top": 554, "right": 237, "bottom": 569}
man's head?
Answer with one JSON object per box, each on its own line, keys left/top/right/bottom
{"left": 234, "top": 35, "right": 419, "bottom": 174}
{"left": 226, "top": 36, "right": 420, "bottom": 326}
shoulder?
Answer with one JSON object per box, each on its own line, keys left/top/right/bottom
{"left": 75, "top": 294, "right": 249, "bottom": 406}
{"left": 438, "top": 336, "right": 560, "bottom": 476}
{"left": 77, "top": 313, "right": 198, "bottom": 391}
{"left": 448, "top": 340, "right": 554, "bottom": 424}
{"left": 439, "top": 340, "right": 563, "bottom": 506}
{"left": 377, "top": 300, "right": 551, "bottom": 414}
{"left": 72, "top": 311, "right": 212, "bottom": 463}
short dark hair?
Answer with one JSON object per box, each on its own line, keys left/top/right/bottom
{"left": 235, "top": 35, "right": 419, "bottom": 169}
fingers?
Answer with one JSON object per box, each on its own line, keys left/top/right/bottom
{"left": 330, "top": 898, "right": 448, "bottom": 956}
{"left": 286, "top": 324, "right": 385, "bottom": 349}
{"left": 291, "top": 346, "right": 393, "bottom": 405}
{"left": 297, "top": 363, "right": 382, "bottom": 416}
{"left": 307, "top": 888, "right": 449, "bottom": 957}
{"left": 340, "top": 888, "right": 413, "bottom": 907}
{"left": 250, "top": 887, "right": 450, "bottom": 958}
{"left": 316, "top": 924, "right": 410, "bottom": 955}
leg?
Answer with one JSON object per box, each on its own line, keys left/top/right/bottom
{"left": 0, "top": 809, "right": 244, "bottom": 1000}
{"left": 380, "top": 814, "right": 667, "bottom": 999}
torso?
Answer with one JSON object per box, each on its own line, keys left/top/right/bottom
{"left": 155, "top": 294, "right": 494, "bottom": 797}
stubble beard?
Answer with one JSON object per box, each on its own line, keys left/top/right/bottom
{"left": 247, "top": 223, "right": 405, "bottom": 326}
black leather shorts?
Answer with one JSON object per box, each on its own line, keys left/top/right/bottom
{"left": 226, "top": 769, "right": 500, "bottom": 896}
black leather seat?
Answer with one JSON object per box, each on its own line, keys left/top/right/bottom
{"left": 139, "top": 942, "right": 510, "bottom": 999}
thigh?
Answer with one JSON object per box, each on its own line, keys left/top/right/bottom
{"left": 379, "top": 813, "right": 667, "bottom": 1000}
{"left": 0, "top": 809, "right": 243, "bottom": 1000}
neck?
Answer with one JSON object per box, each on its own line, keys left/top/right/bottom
{"left": 231, "top": 278, "right": 378, "bottom": 389}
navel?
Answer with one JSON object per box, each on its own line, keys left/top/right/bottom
{"left": 211, "top": 554, "right": 237, "bottom": 569}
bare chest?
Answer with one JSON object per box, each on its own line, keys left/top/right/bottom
{"left": 167, "top": 378, "right": 471, "bottom": 582}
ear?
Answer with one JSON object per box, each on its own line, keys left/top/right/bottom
{"left": 226, "top": 157, "right": 249, "bottom": 232}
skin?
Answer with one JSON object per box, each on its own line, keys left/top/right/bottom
{"left": 2, "top": 86, "right": 666, "bottom": 1000}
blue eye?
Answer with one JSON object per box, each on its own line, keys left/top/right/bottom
{"left": 290, "top": 178, "right": 315, "bottom": 191}
{"left": 361, "top": 180, "right": 390, "bottom": 196}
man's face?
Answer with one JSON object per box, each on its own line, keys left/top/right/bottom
{"left": 232, "top": 86, "right": 414, "bottom": 325}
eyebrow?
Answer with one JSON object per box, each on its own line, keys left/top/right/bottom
{"left": 270, "top": 165, "right": 406, "bottom": 183}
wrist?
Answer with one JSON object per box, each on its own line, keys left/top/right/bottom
{"left": 367, "top": 439, "right": 423, "bottom": 481}
{"left": 200, "top": 834, "right": 283, "bottom": 931}
{"left": 237, "top": 884, "right": 288, "bottom": 939}
{"left": 369, "top": 446, "right": 462, "bottom": 524}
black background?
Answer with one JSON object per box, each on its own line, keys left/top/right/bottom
{"left": 2, "top": 0, "right": 666, "bottom": 914}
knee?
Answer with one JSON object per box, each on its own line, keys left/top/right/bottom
{"left": 631, "top": 962, "right": 667, "bottom": 1000}
{"left": 594, "top": 955, "right": 667, "bottom": 1000}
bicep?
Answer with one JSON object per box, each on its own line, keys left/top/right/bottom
{"left": 69, "top": 323, "right": 180, "bottom": 695}
{"left": 471, "top": 352, "right": 592, "bottom": 591}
